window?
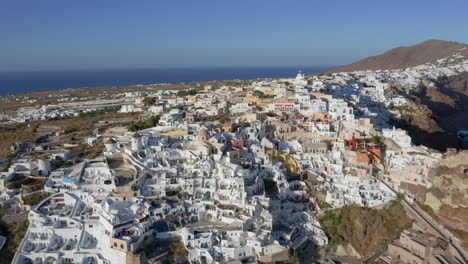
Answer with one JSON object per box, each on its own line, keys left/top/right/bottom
{"left": 114, "top": 242, "right": 117, "bottom": 247}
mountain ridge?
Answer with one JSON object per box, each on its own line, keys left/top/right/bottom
{"left": 328, "top": 39, "right": 468, "bottom": 73}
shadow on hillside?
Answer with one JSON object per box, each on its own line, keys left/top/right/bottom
{"left": 389, "top": 72, "right": 468, "bottom": 151}
{"left": 392, "top": 120, "right": 460, "bottom": 151}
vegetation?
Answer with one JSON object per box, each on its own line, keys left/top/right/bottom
{"left": 0, "top": 206, "right": 6, "bottom": 217}
{"left": 85, "top": 143, "right": 105, "bottom": 159}
{"left": 253, "top": 90, "right": 275, "bottom": 99}
{"left": 67, "top": 142, "right": 105, "bottom": 162}
{"left": 165, "top": 241, "right": 189, "bottom": 264}
{"left": 69, "top": 143, "right": 88, "bottom": 155}
{"left": 171, "top": 242, "right": 189, "bottom": 257}
{"left": 201, "top": 114, "right": 228, "bottom": 122}
{"left": 10, "top": 219, "right": 29, "bottom": 250}
{"left": 372, "top": 135, "right": 384, "bottom": 148}
{"left": 319, "top": 200, "right": 411, "bottom": 260}
{"left": 22, "top": 180, "right": 46, "bottom": 193}
{"left": 75, "top": 107, "right": 118, "bottom": 119}
{"left": 55, "top": 160, "right": 74, "bottom": 168}
{"left": 4, "top": 174, "right": 33, "bottom": 190}
{"left": 266, "top": 112, "right": 278, "bottom": 117}
{"left": 127, "top": 115, "right": 160, "bottom": 131}
{"left": 142, "top": 96, "right": 157, "bottom": 106}
{"left": 176, "top": 89, "right": 197, "bottom": 97}
{"left": 318, "top": 201, "right": 333, "bottom": 209}
{"left": 35, "top": 135, "right": 48, "bottom": 144}
{"left": 263, "top": 179, "right": 278, "bottom": 196}
{"left": 163, "top": 105, "right": 185, "bottom": 113}
{"left": 417, "top": 202, "right": 439, "bottom": 221}
{"left": 23, "top": 193, "right": 50, "bottom": 206}
{"left": 0, "top": 124, "right": 37, "bottom": 157}
{"left": 1, "top": 154, "right": 15, "bottom": 172}
{"left": 5, "top": 182, "right": 17, "bottom": 190}
{"left": 0, "top": 218, "right": 29, "bottom": 262}
{"left": 320, "top": 210, "right": 342, "bottom": 243}
{"left": 0, "top": 108, "right": 138, "bottom": 157}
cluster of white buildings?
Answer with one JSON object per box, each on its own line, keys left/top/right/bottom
{"left": 10, "top": 106, "right": 104, "bottom": 123}
{"left": 3, "top": 98, "right": 130, "bottom": 124}
{"left": 3, "top": 60, "right": 465, "bottom": 263}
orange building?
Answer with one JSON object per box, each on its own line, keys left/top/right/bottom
{"left": 353, "top": 147, "right": 381, "bottom": 165}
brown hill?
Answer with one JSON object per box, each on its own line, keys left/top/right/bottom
{"left": 392, "top": 72, "right": 468, "bottom": 151}
{"left": 328, "top": 39, "right": 468, "bottom": 73}
{"left": 319, "top": 200, "right": 411, "bottom": 261}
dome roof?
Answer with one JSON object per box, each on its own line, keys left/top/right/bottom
{"left": 197, "top": 128, "right": 210, "bottom": 142}
{"left": 105, "top": 138, "right": 117, "bottom": 144}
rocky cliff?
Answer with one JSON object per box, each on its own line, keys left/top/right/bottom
{"left": 425, "top": 152, "right": 468, "bottom": 250}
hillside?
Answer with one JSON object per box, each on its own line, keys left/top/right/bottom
{"left": 325, "top": 39, "right": 468, "bottom": 151}
{"left": 328, "top": 39, "right": 468, "bottom": 73}
{"left": 425, "top": 152, "right": 468, "bottom": 250}
{"left": 392, "top": 71, "right": 468, "bottom": 151}
{"left": 319, "top": 200, "right": 411, "bottom": 261}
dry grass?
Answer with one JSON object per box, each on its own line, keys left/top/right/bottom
{"left": 0, "top": 111, "right": 140, "bottom": 157}
{"left": 0, "top": 124, "right": 37, "bottom": 156}
{"left": 319, "top": 201, "right": 411, "bottom": 260}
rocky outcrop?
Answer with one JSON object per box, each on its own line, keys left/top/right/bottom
{"left": 424, "top": 152, "right": 468, "bottom": 250}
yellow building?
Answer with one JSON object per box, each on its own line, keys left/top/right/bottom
{"left": 266, "top": 150, "right": 302, "bottom": 176}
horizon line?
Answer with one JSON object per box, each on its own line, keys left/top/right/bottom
{"left": 0, "top": 65, "right": 338, "bottom": 73}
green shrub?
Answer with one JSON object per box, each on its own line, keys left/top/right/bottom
{"left": 5, "top": 182, "right": 17, "bottom": 190}
{"left": 128, "top": 115, "right": 160, "bottom": 131}
{"left": 176, "top": 89, "right": 197, "bottom": 97}
{"left": 142, "top": 97, "right": 157, "bottom": 105}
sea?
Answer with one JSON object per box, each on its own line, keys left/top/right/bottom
{"left": 0, "top": 66, "right": 332, "bottom": 96}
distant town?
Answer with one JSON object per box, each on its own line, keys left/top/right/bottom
{"left": 0, "top": 50, "right": 467, "bottom": 264}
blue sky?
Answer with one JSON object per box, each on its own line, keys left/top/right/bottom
{"left": 1, "top": 0, "right": 467, "bottom": 71}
